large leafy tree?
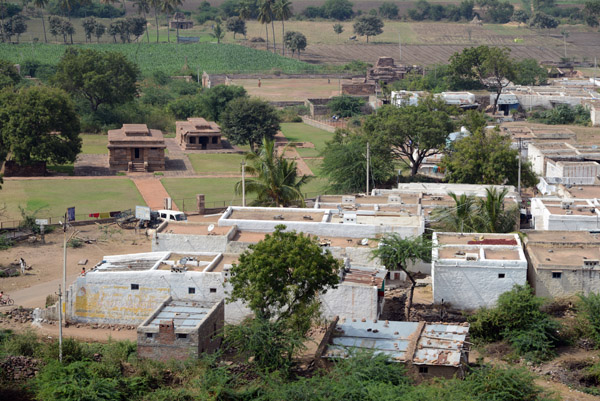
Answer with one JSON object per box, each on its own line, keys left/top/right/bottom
{"left": 431, "top": 187, "right": 519, "bottom": 233}
{"left": 322, "top": 0, "right": 354, "bottom": 20}
{"left": 440, "top": 126, "right": 537, "bottom": 188}
{"left": 363, "top": 96, "right": 455, "bottom": 176}
{"left": 221, "top": 97, "right": 280, "bottom": 151}
{"left": 371, "top": 234, "right": 432, "bottom": 320}
{"left": 235, "top": 137, "right": 311, "bottom": 207}
{"left": 53, "top": 48, "right": 140, "bottom": 112}
{"left": 228, "top": 224, "right": 341, "bottom": 321}
{"left": 448, "top": 45, "right": 516, "bottom": 114}
{"left": 0, "top": 86, "right": 81, "bottom": 165}
{"left": 0, "top": 59, "right": 20, "bottom": 89}
{"left": 226, "top": 16, "right": 246, "bottom": 39}
{"left": 199, "top": 84, "right": 247, "bottom": 122}
{"left": 321, "top": 129, "right": 395, "bottom": 193}
{"left": 353, "top": 14, "right": 383, "bottom": 42}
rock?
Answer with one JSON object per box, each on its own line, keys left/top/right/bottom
{"left": 78, "top": 259, "right": 88, "bottom": 265}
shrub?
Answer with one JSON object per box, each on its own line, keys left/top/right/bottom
{"left": 0, "top": 234, "right": 13, "bottom": 250}
{"left": 531, "top": 104, "right": 590, "bottom": 126}
{"left": 328, "top": 95, "right": 366, "bottom": 117}
{"left": 45, "top": 294, "right": 58, "bottom": 308}
{"left": 578, "top": 292, "right": 600, "bottom": 346}
{"left": 460, "top": 364, "right": 548, "bottom": 401}
{"left": 2, "top": 330, "right": 40, "bottom": 358}
{"left": 67, "top": 237, "right": 83, "bottom": 248}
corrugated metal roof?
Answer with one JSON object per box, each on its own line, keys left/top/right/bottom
{"left": 324, "top": 320, "right": 469, "bottom": 367}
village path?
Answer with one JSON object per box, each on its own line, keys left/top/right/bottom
{"left": 274, "top": 132, "right": 314, "bottom": 177}
{"left": 163, "top": 138, "right": 195, "bottom": 177}
{"left": 131, "top": 177, "right": 179, "bottom": 211}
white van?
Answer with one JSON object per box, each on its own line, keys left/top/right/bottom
{"left": 156, "top": 210, "right": 187, "bottom": 222}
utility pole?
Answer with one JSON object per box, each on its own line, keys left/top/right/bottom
{"left": 366, "top": 142, "right": 370, "bottom": 194}
{"left": 398, "top": 32, "right": 401, "bottom": 62}
{"left": 517, "top": 137, "right": 522, "bottom": 196}
{"left": 62, "top": 214, "right": 67, "bottom": 314}
{"left": 241, "top": 161, "right": 246, "bottom": 207}
{"left": 57, "top": 285, "right": 63, "bottom": 363}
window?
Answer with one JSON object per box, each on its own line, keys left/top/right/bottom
{"left": 212, "top": 136, "right": 218, "bottom": 144}
{"left": 131, "top": 284, "right": 139, "bottom": 290}
{"left": 552, "top": 272, "right": 562, "bottom": 279}
{"left": 418, "top": 366, "right": 428, "bottom": 374}
{"left": 146, "top": 333, "right": 153, "bottom": 338}
{"left": 188, "top": 287, "right": 195, "bottom": 294}
{"left": 177, "top": 333, "right": 188, "bottom": 339}
{"left": 190, "top": 137, "right": 196, "bottom": 144}
{"left": 498, "top": 273, "right": 505, "bottom": 279}
{"left": 210, "top": 288, "right": 217, "bottom": 293}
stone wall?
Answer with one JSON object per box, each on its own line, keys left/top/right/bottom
{"left": 342, "top": 83, "right": 375, "bottom": 96}
{"left": 1, "top": 160, "right": 46, "bottom": 177}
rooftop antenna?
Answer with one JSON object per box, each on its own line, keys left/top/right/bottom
{"left": 207, "top": 224, "right": 215, "bottom": 233}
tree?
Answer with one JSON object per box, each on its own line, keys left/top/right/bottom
{"left": 81, "top": 17, "right": 96, "bottom": 42}
{"left": 353, "top": 14, "right": 383, "bottom": 43}
{"left": 32, "top": 0, "right": 49, "bottom": 43}
{"left": 378, "top": 2, "right": 398, "bottom": 18}
{"left": 235, "top": 137, "right": 311, "bottom": 207}
{"left": 322, "top": 0, "right": 353, "bottom": 20}
{"left": 584, "top": 0, "right": 600, "bottom": 27}
{"left": 363, "top": 97, "right": 455, "bottom": 176}
{"left": 257, "top": 0, "right": 271, "bottom": 51}
{"left": 440, "top": 125, "right": 537, "bottom": 188}
{"left": 449, "top": 45, "right": 516, "bottom": 114}
{"left": 333, "top": 22, "right": 343, "bottom": 39}
{"left": 108, "top": 20, "right": 120, "bottom": 42}
{"left": 488, "top": 1, "right": 514, "bottom": 23}
{"left": 127, "top": 16, "right": 147, "bottom": 42}
{"left": 328, "top": 94, "right": 365, "bottom": 117}
{"left": 273, "top": 0, "right": 292, "bottom": 56}
{"left": 221, "top": 97, "right": 280, "bottom": 151}
{"left": 0, "top": 59, "right": 20, "bottom": 89}
{"left": 199, "top": 84, "right": 247, "bottom": 122}
{"left": 133, "top": 0, "right": 151, "bottom": 42}
{"left": 226, "top": 16, "right": 246, "bottom": 39}
{"left": 151, "top": 0, "right": 161, "bottom": 42}
{"left": 228, "top": 224, "right": 341, "bottom": 321}
{"left": 513, "top": 58, "right": 547, "bottom": 85}
{"left": 210, "top": 18, "right": 225, "bottom": 43}
{"left": 0, "top": 86, "right": 81, "bottom": 165}
{"left": 94, "top": 22, "right": 106, "bottom": 43}
{"left": 430, "top": 192, "right": 479, "bottom": 232}
{"left": 512, "top": 9, "right": 529, "bottom": 24}
{"left": 283, "top": 31, "right": 306, "bottom": 57}
{"left": 53, "top": 48, "right": 140, "bottom": 112}
{"left": 321, "top": 129, "right": 395, "bottom": 193}
{"left": 529, "top": 11, "right": 559, "bottom": 28}
{"left": 9, "top": 15, "right": 26, "bottom": 43}
{"left": 372, "top": 234, "right": 432, "bottom": 319}
{"left": 48, "top": 16, "right": 73, "bottom": 44}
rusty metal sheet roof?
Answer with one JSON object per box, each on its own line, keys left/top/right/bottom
{"left": 413, "top": 324, "right": 469, "bottom": 367}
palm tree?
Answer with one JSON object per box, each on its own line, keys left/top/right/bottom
{"left": 273, "top": 0, "right": 291, "bottom": 56}
{"left": 211, "top": 18, "right": 224, "bottom": 44}
{"left": 133, "top": 0, "right": 151, "bottom": 42}
{"left": 257, "top": 2, "right": 270, "bottom": 51}
{"left": 237, "top": 0, "right": 252, "bottom": 20}
{"left": 430, "top": 192, "right": 477, "bottom": 233}
{"left": 371, "top": 234, "right": 432, "bottom": 320}
{"left": 150, "top": 0, "right": 160, "bottom": 42}
{"left": 259, "top": 0, "right": 276, "bottom": 53}
{"left": 32, "top": 0, "right": 49, "bottom": 43}
{"left": 477, "top": 187, "right": 518, "bottom": 233}
{"left": 160, "top": 0, "right": 182, "bottom": 43}
{"left": 235, "top": 137, "right": 311, "bottom": 207}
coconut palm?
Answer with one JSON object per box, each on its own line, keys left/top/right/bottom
{"left": 235, "top": 137, "right": 311, "bottom": 207}
{"left": 430, "top": 192, "right": 477, "bottom": 233}
{"left": 133, "top": 0, "right": 150, "bottom": 42}
{"left": 150, "top": 0, "right": 160, "bottom": 42}
{"left": 477, "top": 187, "right": 518, "bottom": 233}
{"left": 259, "top": 0, "right": 276, "bottom": 53}
{"left": 237, "top": 0, "right": 252, "bottom": 20}
{"left": 257, "top": 2, "right": 271, "bottom": 51}
{"left": 371, "top": 234, "right": 432, "bottom": 320}
{"left": 273, "top": 0, "right": 292, "bottom": 56}
{"left": 32, "top": 0, "right": 49, "bottom": 43}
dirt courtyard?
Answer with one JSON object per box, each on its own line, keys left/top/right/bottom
{"left": 232, "top": 78, "right": 352, "bottom": 101}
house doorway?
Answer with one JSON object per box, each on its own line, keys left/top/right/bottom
{"left": 133, "top": 148, "right": 141, "bottom": 160}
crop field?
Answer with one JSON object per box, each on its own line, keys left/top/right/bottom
{"left": 0, "top": 42, "right": 319, "bottom": 75}
{"left": 0, "top": 178, "right": 145, "bottom": 220}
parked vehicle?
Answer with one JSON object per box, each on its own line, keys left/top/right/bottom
{"left": 156, "top": 210, "right": 187, "bottom": 222}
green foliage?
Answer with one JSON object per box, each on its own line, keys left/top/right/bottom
{"left": 53, "top": 48, "right": 140, "bottom": 112}
{"left": 321, "top": 0, "right": 354, "bottom": 20}
{"left": 0, "top": 58, "right": 20, "bottom": 89}
{"left": 353, "top": 15, "right": 384, "bottom": 42}
{"left": 408, "top": 0, "right": 474, "bottom": 21}
{"left": 320, "top": 129, "right": 395, "bottom": 193}
{"left": 531, "top": 104, "right": 590, "bottom": 126}
{"left": 210, "top": 19, "right": 225, "bottom": 44}
{"left": 431, "top": 187, "right": 519, "bottom": 233}
{"left": 226, "top": 16, "right": 247, "bottom": 38}
{"left": 333, "top": 23, "right": 344, "bottom": 35}
{"left": 235, "top": 138, "right": 311, "bottom": 206}
{"left": 198, "top": 84, "right": 247, "bottom": 122}
{"left": 1, "top": 330, "right": 40, "bottom": 358}
{"left": 228, "top": 224, "right": 341, "bottom": 321}
{"left": 469, "top": 284, "right": 560, "bottom": 362}
{"left": 284, "top": 31, "right": 307, "bottom": 57}
{"left": 460, "top": 364, "right": 548, "bottom": 401}
{"left": 577, "top": 292, "right": 600, "bottom": 346}
{"left": 391, "top": 66, "right": 450, "bottom": 92}
{"left": 327, "top": 94, "right": 365, "bottom": 117}
{"left": 379, "top": 2, "right": 398, "bottom": 19}
{"left": 529, "top": 11, "right": 559, "bottom": 28}
{"left": 441, "top": 125, "right": 538, "bottom": 188}
{"left": 47, "top": 0, "right": 124, "bottom": 18}
{"left": 372, "top": 234, "right": 432, "bottom": 271}
{"left": 196, "top": 1, "right": 220, "bottom": 24}
{"left": 584, "top": 0, "right": 600, "bottom": 27}
{"left": 363, "top": 97, "right": 455, "bottom": 176}
{"left": 513, "top": 58, "right": 548, "bottom": 85}
{"left": 0, "top": 234, "right": 13, "bottom": 250}
{"left": 487, "top": 1, "right": 515, "bottom": 23}
{"left": 67, "top": 237, "right": 83, "bottom": 248}
{"left": 221, "top": 97, "right": 280, "bottom": 151}
{"left": 0, "top": 86, "right": 81, "bottom": 165}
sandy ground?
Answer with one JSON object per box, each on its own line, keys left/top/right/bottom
{"left": 232, "top": 78, "right": 351, "bottom": 101}
{"left": 0, "top": 224, "right": 152, "bottom": 303}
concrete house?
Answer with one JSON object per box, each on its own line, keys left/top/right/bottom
{"left": 530, "top": 198, "right": 600, "bottom": 231}
{"left": 175, "top": 118, "right": 222, "bottom": 150}
{"left": 524, "top": 231, "right": 600, "bottom": 298}
{"left": 431, "top": 232, "right": 528, "bottom": 310}
{"left": 137, "top": 298, "right": 224, "bottom": 361}
{"left": 108, "top": 124, "right": 166, "bottom": 172}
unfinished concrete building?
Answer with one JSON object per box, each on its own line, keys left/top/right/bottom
{"left": 524, "top": 231, "right": 600, "bottom": 298}
{"left": 366, "top": 57, "right": 423, "bottom": 84}
{"left": 137, "top": 298, "right": 224, "bottom": 361}
{"left": 108, "top": 124, "right": 166, "bottom": 173}
{"left": 175, "top": 118, "right": 222, "bottom": 150}
{"left": 431, "top": 232, "right": 527, "bottom": 310}
{"left": 322, "top": 319, "right": 470, "bottom": 379}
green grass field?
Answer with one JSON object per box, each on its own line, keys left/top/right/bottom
{"left": 0, "top": 42, "right": 319, "bottom": 76}
{"left": 187, "top": 153, "right": 245, "bottom": 174}
{"left": 0, "top": 178, "right": 145, "bottom": 220}
{"left": 81, "top": 134, "right": 109, "bottom": 155}
{"left": 304, "top": 158, "right": 323, "bottom": 177}
{"left": 280, "top": 123, "right": 334, "bottom": 158}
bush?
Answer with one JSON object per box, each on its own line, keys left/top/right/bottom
{"left": 531, "top": 104, "right": 590, "bottom": 126}
{"left": 67, "top": 237, "right": 83, "bottom": 248}
{"left": 0, "top": 234, "right": 13, "bottom": 250}
{"left": 460, "top": 364, "right": 548, "bottom": 401}
{"left": 2, "top": 330, "right": 40, "bottom": 358}
{"left": 328, "top": 95, "right": 366, "bottom": 117}
{"left": 578, "top": 292, "right": 600, "bottom": 346}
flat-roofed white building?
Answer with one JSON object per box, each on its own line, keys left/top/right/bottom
{"left": 530, "top": 198, "right": 600, "bottom": 231}
{"left": 431, "top": 232, "right": 527, "bottom": 310}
